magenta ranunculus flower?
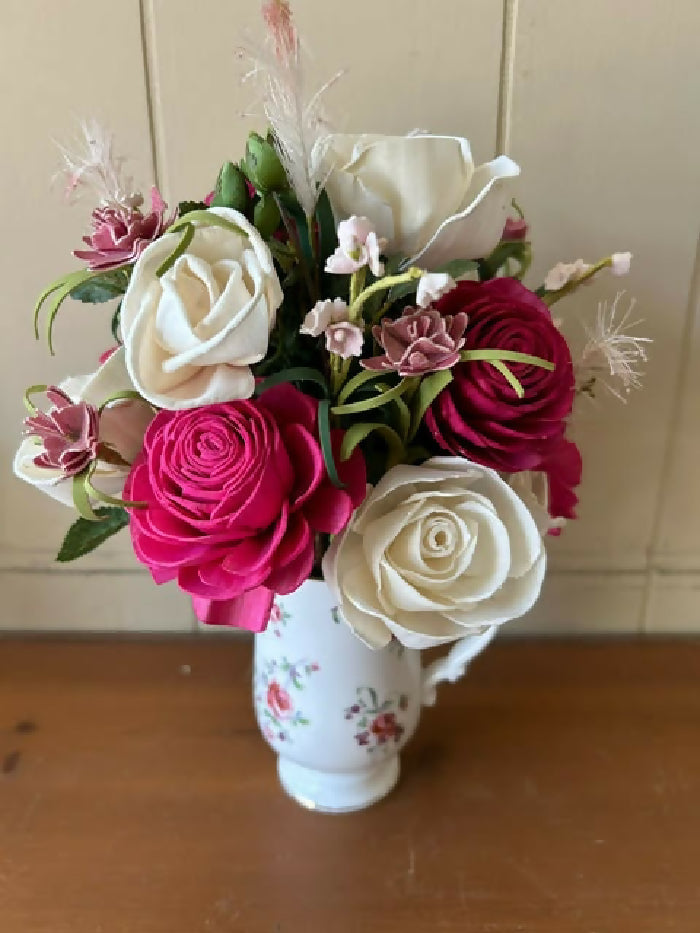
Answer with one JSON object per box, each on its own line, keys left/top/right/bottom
{"left": 362, "top": 307, "right": 468, "bottom": 378}
{"left": 426, "top": 278, "right": 575, "bottom": 472}
{"left": 124, "top": 383, "right": 366, "bottom": 632}
{"left": 24, "top": 386, "right": 99, "bottom": 477}
{"left": 542, "top": 436, "right": 582, "bottom": 534}
{"left": 73, "top": 186, "right": 171, "bottom": 271}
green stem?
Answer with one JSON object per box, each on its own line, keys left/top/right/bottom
{"left": 349, "top": 267, "right": 367, "bottom": 306}
{"left": 274, "top": 195, "right": 316, "bottom": 303}
{"left": 542, "top": 256, "right": 611, "bottom": 306}
{"left": 348, "top": 267, "right": 423, "bottom": 322}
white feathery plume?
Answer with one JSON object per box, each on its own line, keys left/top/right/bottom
{"left": 577, "top": 292, "right": 652, "bottom": 402}
{"left": 238, "top": 0, "right": 342, "bottom": 216}
{"left": 55, "top": 119, "right": 142, "bottom": 211}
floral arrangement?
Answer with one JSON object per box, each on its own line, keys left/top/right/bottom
{"left": 13, "top": 1, "right": 649, "bottom": 649}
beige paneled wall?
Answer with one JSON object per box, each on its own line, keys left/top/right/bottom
{"left": 1, "top": 0, "right": 698, "bottom": 632}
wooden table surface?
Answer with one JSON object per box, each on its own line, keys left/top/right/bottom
{"left": 0, "top": 638, "right": 698, "bottom": 933}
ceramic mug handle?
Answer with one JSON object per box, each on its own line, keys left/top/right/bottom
{"left": 421, "top": 626, "right": 497, "bottom": 706}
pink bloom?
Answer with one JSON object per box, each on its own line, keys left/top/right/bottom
{"left": 300, "top": 298, "right": 348, "bottom": 338}
{"left": 325, "top": 322, "right": 364, "bottom": 359}
{"left": 203, "top": 190, "right": 215, "bottom": 206}
{"left": 502, "top": 217, "right": 528, "bottom": 241}
{"left": 370, "top": 712, "right": 403, "bottom": 742}
{"left": 73, "top": 186, "right": 171, "bottom": 271}
{"left": 124, "top": 384, "right": 366, "bottom": 633}
{"left": 611, "top": 251, "right": 632, "bottom": 275}
{"left": 362, "top": 306, "right": 468, "bottom": 378}
{"left": 325, "top": 216, "right": 386, "bottom": 277}
{"left": 23, "top": 387, "right": 99, "bottom": 477}
{"left": 426, "top": 278, "right": 575, "bottom": 472}
{"left": 267, "top": 680, "right": 294, "bottom": 718}
{"left": 542, "top": 437, "right": 582, "bottom": 535}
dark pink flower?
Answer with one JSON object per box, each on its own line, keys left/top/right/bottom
{"left": 267, "top": 681, "right": 293, "bottom": 719}
{"left": 502, "top": 217, "right": 528, "bottom": 241}
{"left": 124, "top": 384, "right": 366, "bottom": 633}
{"left": 542, "top": 437, "right": 582, "bottom": 535}
{"left": 426, "top": 278, "right": 575, "bottom": 472}
{"left": 362, "top": 307, "right": 468, "bottom": 378}
{"left": 24, "top": 387, "right": 99, "bottom": 477}
{"left": 370, "top": 712, "right": 403, "bottom": 742}
{"left": 74, "top": 186, "right": 171, "bottom": 271}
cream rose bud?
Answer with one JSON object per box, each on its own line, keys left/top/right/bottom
{"left": 323, "top": 457, "right": 546, "bottom": 650}
{"left": 313, "top": 134, "right": 520, "bottom": 268}
{"left": 120, "top": 207, "right": 283, "bottom": 409}
{"left": 13, "top": 347, "right": 152, "bottom": 508}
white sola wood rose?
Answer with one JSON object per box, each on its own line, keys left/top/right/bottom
{"left": 121, "top": 207, "right": 283, "bottom": 409}
{"left": 13, "top": 347, "right": 151, "bottom": 507}
{"left": 323, "top": 457, "right": 546, "bottom": 649}
{"left": 314, "top": 134, "right": 520, "bottom": 268}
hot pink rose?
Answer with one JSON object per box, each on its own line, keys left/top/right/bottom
{"left": 426, "top": 278, "right": 575, "bottom": 472}
{"left": 267, "top": 681, "right": 293, "bottom": 719}
{"left": 74, "top": 187, "right": 170, "bottom": 271}
{"left": 124, "top": 384, "right": 366, "bottom": 632}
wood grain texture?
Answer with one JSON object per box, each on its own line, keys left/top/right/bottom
{"left": 1, "top": 638, "right": 699, "bottom": 932}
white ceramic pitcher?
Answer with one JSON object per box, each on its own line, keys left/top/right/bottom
{"left": 253, "top": 578, "right": 495, "bottom": 812}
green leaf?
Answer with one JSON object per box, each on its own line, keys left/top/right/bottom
{"left": 169, "top": 210, "right": 244, "bottom": 238}
{"left": 315, "top": 188, "right": 337, "bottom": 264}
{"left": 331, "top": 380, "right": 409, "bottom": 417}
{"left": 391, "top": 394, "right": 411, "bottom": 442}
{"left": 479, "top": 240, "right": 531, "bottom": 281}
{"left": 337, "top": 368, "right": 386, "bottom": 406}
{"left": 155, "top": 222, "right": 195, "bottom": 277}
{"left": 340, "top": 422, "right": 405, "bottom": 467}
{"left": 488, "top": 360, "right": 524, "bottom": 398}
{"left": 72, "top": 473, "right": 103, "bottom": 522}
{"left": 56, "top": 508, "right": 130, "bottom": 562}
{"left": 409, "top": 370, "right": 453, "bottom": 440}
{"left": 433, "top": 258, "right": 479, "bottom": 279}
{"left": 255, "top": 366, "right": 329, "bottom": 398}
{"left": 70, "top": 269, "right": 128, "bottom": 304}
{"left": 111, "top": 302, "right": 122, "bottom": 343}
{"left": 460, "top": 348, "right": 554, "bottom": 371}
{"left": 318, "top": 399, "right": 344, "bottom": 489}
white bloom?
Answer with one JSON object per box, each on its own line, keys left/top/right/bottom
{"left": 416, "top": 272, "right": 456, "bottom": 308}
{"left": 611, "top": 251, "right": 632, "bottom": 275}
{"left": 314, "top": 134, "right": 520, "bottom": 267}
{"left": 13, "top": 348, "right": 152, "bottom": 507}
{"left": 300, "top": 297, "right": 349, "bottom": 337}
{"left": 544, "top": 258, "right": 591, "bottom": 292}
{"left": 325, "top": 216, "right": 386, "bottom": 276}
{"left": 323, "top": 457, "right": 545, "bottom": 650}
{"left": 120, "top": 208, "right": 283, "bottom": 409}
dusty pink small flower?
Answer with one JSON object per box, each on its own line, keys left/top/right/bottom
{"left": 24, "top": 387, "right": 99, "bottom": 477}
{"left": 362, "top": 307, "right": 468, "bottom": 377}
{"left": 325, "top": 321, "right": 364, "bottom": 359}
{"left": 73, "top": 186, "right": 171, "bottom": 271}
{"left": 325, "top": 216, "right": 386, "bottom": 277}
{"left": 502, "top": 217, "right": 528, "bottom": 241}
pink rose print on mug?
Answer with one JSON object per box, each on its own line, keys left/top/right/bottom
{"left": 254, "top": 655, "right": 320, "bottom": 744}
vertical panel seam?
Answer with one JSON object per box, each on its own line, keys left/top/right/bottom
{"left": 496, "top": 0, "right": 519, "bottom": 156}
{"left": 138, "top": 0, "right": 162, "bottom": 192}
{"left": 641, "top": 230, "right": 700, "bottom": 631}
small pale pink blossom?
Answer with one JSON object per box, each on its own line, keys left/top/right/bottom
{"left": 362, "top": 307, "right": 468, "bottom": 377}
{"left": 23, "top": 387, "right": 99, "bottom": 477}
{"left": 544, "top": 258, "right": 591, "bottom": 292}
{"left": 73, "top": 187, "right": 171, "bottom": 272}
{"left": 325, "top": 216, "right": 386, "bottom": 277}
{"left": 325, "top": 322, "right": 364, "bottom": 359}
{"left": 416, "top": 272, "right": 456, "bottom": 308}
{"left": 611, "top": 251, "right": 632, "bottom": 275}
{"left": 300, "top": 298, "right": 349, "bottom": 337}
